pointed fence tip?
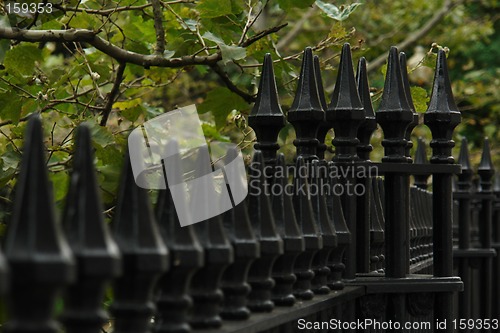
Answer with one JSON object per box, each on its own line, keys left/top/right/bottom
{"left": 478, "top": 137, "right": 494, "bottom": 172}
{"left": 377, "top": 46, "right": 412, "bottom": 113}
{"left": 356, "top": 56, "right": 375, "bottom": 118}
{"left": 457, "top": 138, "right": 471, "bottom": 170}
{"left": 327, "top": 42, "right": 362, "bottom": 112}
{"left": 426, "top": 49, "right": 459, "bottom": 114}
{"left": 289, "top": 47, "right": 323, "bottom": 114}
{"left": 399, "top": 51, "right": 416, "bottom": 113}
{"left": 249, "top": 53, "right": 284, "bottom": 121}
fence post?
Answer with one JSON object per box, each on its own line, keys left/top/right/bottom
{"left": 356, "top": 56, "right": 377, "bottom": 273}
{"left": 271, "top": 153, "right": 305, "bottom": 305}
{"left": 220, "top": 147, "right": 260, "bottom": 319}
{"left": 493, "top": 174, "right": 500, "bottom": 320}
{"left": 455, "top": 138, "right": 473, "bottom": 319}
{"left": 375, "top": 46, "right": 414, "bottom": 323}
{"left": 154, "top": 140, "right": 204, "bottom": 333}
{"left": 60, "top": 124, "right": 122, "bottom": 333}
{"left": 4, "top": 116, "right": 74, "bottom": 333}
{"left": 247, "top": 151, "right": 284, "bottom": 311}
{"left": 424, "top": 49, "right": 461, "bottom": 331}
{"left": 326, "top": 43, "right": 365, "bottom": 281}
{"left": 311, "top": 56, "right": 337, "bottom": 294}
{"left": 287, "top": 47, "right": 323, "bottom": 300}
{"left": 327, "top": 161, "right": 351, "bottom": 288}
{"left": 110, "top": 155, "right": 169, "bottom": 333}
{"left": 188, "top": 146, "right": 234, "bottom": 329}
{"left": 477, "top": 138, "right": 495, "bottom": 320}
{"left": 400, "top": 52, "right": 419, "bottom": 274}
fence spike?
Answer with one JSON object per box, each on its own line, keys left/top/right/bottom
{"left": 154, "top": 140, "right": 204, "bottom": 333}
{"left": 376, "top": 47, "right": 414, "bottom": 163}
{"left": 271, "top": 153, "right": 304, "bottom": 306}
{"left": 314, "top": 55, "right": 331, "bottom": 160}
{"left": 288, "top": 47, "right": 324, "bottom": 161}
{"left": 400, "top": 52, "right": 419, "bottom": 163}
{"left": 110, "top": 152, "right": 169, "bottom": 333}
{"left": 4, "top": 115, "right": 74, "bottom": 333}
{"left": 424, "top": 49, "right": 461, "bottom": 326}
{"left": 457, "top": 138, "right": 473, "bottom": 188}
{"left": 327, "top": 43, "right": 364, "bottom": 162}
{"left": 220, "top": 148, "right": 260, "bottom": 319}
{"left": 247, "top": 150, "right": 283, "bottom": 312}
{"left": 60, "top": 123, "right": 121, "bottom": 333}
{"left": 478, "top": 138, "right": 495, "bottom": 192}
{"left": 455, "top": 138, "right": 474, "bottom": 317}
{"left": 356, "top": 57, "right": 376, "bottom": 161}
{"left": 477, "top": 138, "right": 495, "bottom": 317}
{"left": 424, "top": 49, "right": 461, "bottom": 164}
{"left": 248, "top": 53, "right": 285, "bottom": 166}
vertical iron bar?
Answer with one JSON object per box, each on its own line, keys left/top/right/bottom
{"left": 375, "top": 46, "right": 414, "bottom": 326}
{"left": 456, "top": 139, "right": 473, "bottom": 320}
{"left": 477, "top": 138, "right": 494, "bottom": 320}
{"left": 424, "top": 49, "right": 461, "bottom": 332}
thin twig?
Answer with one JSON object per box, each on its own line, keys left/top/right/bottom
{"left": 209, "top": 63, "right": 256, "bottom": 103}
{"left": 100, "top": 62, "right": 127, "bottom": 126}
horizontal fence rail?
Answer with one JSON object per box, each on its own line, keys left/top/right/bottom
{"left": 0, "top": 44, "right": 497, "bottom": 333}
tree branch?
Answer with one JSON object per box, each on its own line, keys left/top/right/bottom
{"left": 367, "top": 0, "right": 462, "bottom": 73}
{"left": 0, "top": 28, "right": 223, "bottom": 68}
{"left": 150, "top": 0, "right": 166, "bottom": 54}
{"left": 100, "top": 62, "right": 127, "bottom": 126}
{"left": 209, "top": 64, "right": 256, "bottom": 104}
{"left": 240, "top": 23, "right": 288, "bottom": 48}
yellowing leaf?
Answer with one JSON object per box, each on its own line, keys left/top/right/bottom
{"left": 113, "top": 98, "right": 142, "bottom": 111}
{"left": 410, "top": 86, "right": 429, "bottom": 113}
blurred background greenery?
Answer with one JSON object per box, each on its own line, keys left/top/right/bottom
{"left": 0, "top": 0, "right": 498, "bottom": 222}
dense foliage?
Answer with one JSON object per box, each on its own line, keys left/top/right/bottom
{"left": 0, "top": 0, "right": 498, "bottom": 221}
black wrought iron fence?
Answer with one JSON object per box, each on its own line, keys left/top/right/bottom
{"left": 0, "top": 43, "right": 497, "bottom": 333}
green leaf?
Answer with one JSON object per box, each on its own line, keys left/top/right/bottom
{"left": 197, "top": 0, "right": 232, "bottom": 18}
{"left": 201, "top": 123, "right": 230, "bottom": 142}
{"left": 410, "top": 86, "right": 429, "bottom": 113}
{"left": 49, "top": 172, "right": 69, "bottom": 202}
{"left": 198, "top": 87, "right": 249, "bottom": 129}
{"left": 0, "top": 147, "right": 21, "bottom": 172}
{"left": 0, "top": 93, "right": 24, "bottom": 124}
{"left": 315, "top": 1, "right": 361, "bottom": 21}
{"left": 220, "top": 44, "right": 246, "bottom": 65}
{"left": 85, "top": 121, "right": 114, "bottom": 147}
{"left": 4, "top": 44, "right": 42, "bottom": 77}
{"left": 202, "top": 31, "right": 225, "bottom": 45}
{"left": 277, "top": 0, "right": 315, "bottom": 11}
